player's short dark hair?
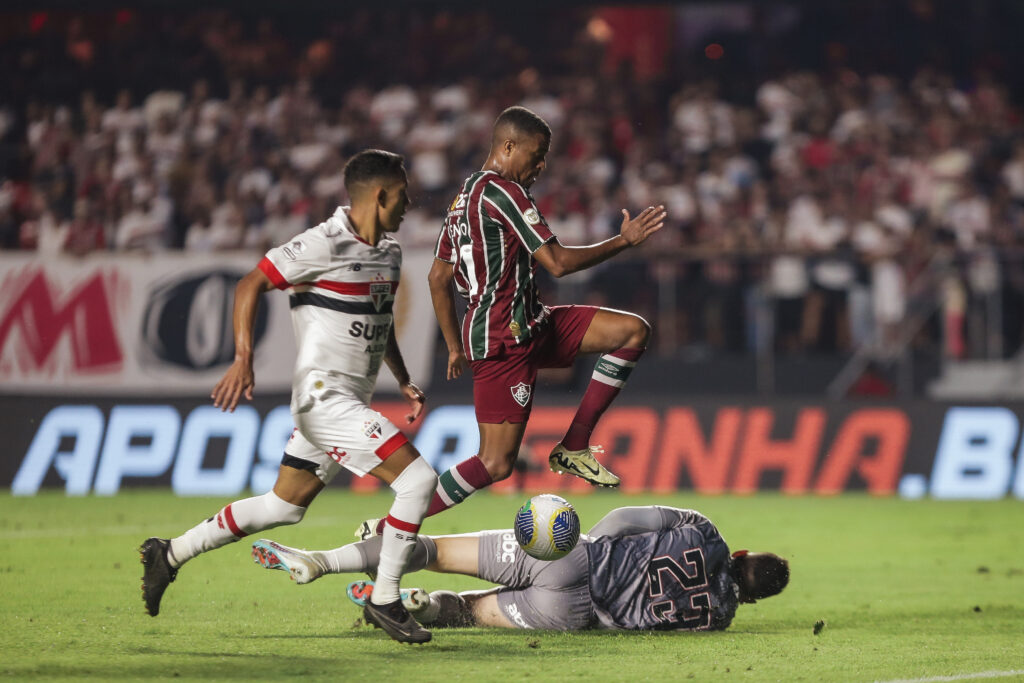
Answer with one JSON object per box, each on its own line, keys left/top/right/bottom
{"left": 493, "top": 106, "right": 551, "bottom": 141}
{"left": 343, "top": 149, "right": 406, "bottom": 192}
{"left": 735, "top": 552, "right": 789, "bottom": 602}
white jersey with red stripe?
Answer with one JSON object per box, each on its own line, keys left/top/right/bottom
{"left": 258, "top": 207, "right": 400, "bottom": 411}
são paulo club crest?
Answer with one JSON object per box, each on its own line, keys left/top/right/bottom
{"left": 363, "top": 419, "right": 383, "bottom": 440}
{"left": 510, "top": 382, "right": 532, "bottom": 407}
{"left": 369, "top": 273, "right": 391, "bottom": 312}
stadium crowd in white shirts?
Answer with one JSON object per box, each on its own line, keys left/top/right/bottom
{"left": 2, "top": 8, "right": 1023, "bottom": 360}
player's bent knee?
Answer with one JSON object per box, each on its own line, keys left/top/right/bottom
{"left": 477, "top": 450, "right": 517, "bottom": 482}
{"left": 262, "top": 490, "right": 307, "bottom": 525}
{"left": 390, "top": 456, "right": 438, "bottom": 506}
{"left": 627, "top": 315, "right": 652, "bottom": 347}
{"left": 487, "top": 457, "right": 517, "bottom": 482}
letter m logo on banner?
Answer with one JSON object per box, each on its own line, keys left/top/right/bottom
{"left": 0, "top": 268, "right": 123, "bottom": 377}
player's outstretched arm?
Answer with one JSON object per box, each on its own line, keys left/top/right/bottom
{"left": 211, "top": 267, "right": 274, "bottom": 412}
{"left": 383, "top": 325, "right": 426, "bottom": 423}
{"left": 533, "top": 205, "right": 666, "bottom": 278}
{"left": 587, "top": 505, "right": 709, "bottom": 538}
{"left": 427, "top": 258, "right": 468, "bottom": 380}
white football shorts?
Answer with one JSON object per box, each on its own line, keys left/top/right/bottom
{"left": 283, "top": 392, "right": 409, "bottom": 483}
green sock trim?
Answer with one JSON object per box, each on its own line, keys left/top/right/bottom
{"left": 439, "top": 470, "right": 470, "bottom": 503}
{"left": 594, "top": 358, "right": 633, "bottom": 381}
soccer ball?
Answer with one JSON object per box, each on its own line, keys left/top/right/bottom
{"left": 513, "top": 494, "right": 581, "bottom": 561}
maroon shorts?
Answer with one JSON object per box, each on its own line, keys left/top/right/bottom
{"left": 470, "top": 305, "right": 598, "bottom": 423}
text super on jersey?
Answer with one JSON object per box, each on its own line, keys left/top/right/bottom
{"left": 258, "top": 207, "right": 401, "bottom": 411}
{"left": 434, "top": 171, "right": 555, "bottom": 360}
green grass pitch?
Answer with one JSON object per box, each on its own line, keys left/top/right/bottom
{"left": 2, "top": 490, "right": 1023, "bottom": 682}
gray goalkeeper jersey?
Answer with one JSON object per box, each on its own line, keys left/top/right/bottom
{"left": 583, "top": 506, "right": 739, "bottom": 631}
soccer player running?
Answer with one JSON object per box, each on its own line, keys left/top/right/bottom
{"left": 139, "top": 150, "right": 438, "bottom": 644}
{"left": 423, "top": 105, "right": 666, "bottom": 519}
{"left": 252, "top": 506, "right": 790, "bottom": 632}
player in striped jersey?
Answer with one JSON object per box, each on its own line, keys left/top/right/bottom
{"left": 424, "top": 106, "right": 666, "bottom": 516}
{"left": 139, "top": 150, "right": 437, "bottom": 644}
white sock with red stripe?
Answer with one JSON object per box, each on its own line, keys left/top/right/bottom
{"left": 167, "top": 491, "right": 306, "bottom": 568}
{"left": 370, "top": 457, "right": 436, "bottom": 605}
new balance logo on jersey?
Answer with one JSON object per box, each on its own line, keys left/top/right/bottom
{"left": 510, "top": 382, "right": 532, "bottom": 407}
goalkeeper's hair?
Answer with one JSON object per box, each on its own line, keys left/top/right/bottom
{"left": 735, "top": 552, "right": 789, "bottom": 602}
{"left": 423, "top": 590, "right": 475, "bottom": 628}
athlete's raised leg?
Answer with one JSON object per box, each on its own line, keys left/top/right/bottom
{"left": 552, "top": 308, "right": 650, "bottom": 487}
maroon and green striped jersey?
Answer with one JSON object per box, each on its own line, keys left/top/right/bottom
{"left": 434, "top": 170, "right": 555, "bottom": 360}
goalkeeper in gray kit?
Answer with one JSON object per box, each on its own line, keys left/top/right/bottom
{"left": 252, "top": 506, "right": 789, "bottom": 631}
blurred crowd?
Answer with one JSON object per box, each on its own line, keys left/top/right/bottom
{"left": 2, "top": 7, "right": 1024, "bottom": 360}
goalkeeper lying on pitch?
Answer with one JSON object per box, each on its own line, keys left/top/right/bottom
{"left": 252, "top": 505, "right": 789, "bottom": 631}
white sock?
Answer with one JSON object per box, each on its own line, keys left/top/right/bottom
{"left": 315, "top": 535, "right": 437, "bottom": 575}
{"left": 371, "top": 458, "right": 436, "bottom": 605}
{"left": 314, "top": 545, "right": 364, "bottom": 574}
{"left": 168, "top": 491, "right": 305, "bottom": 568}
